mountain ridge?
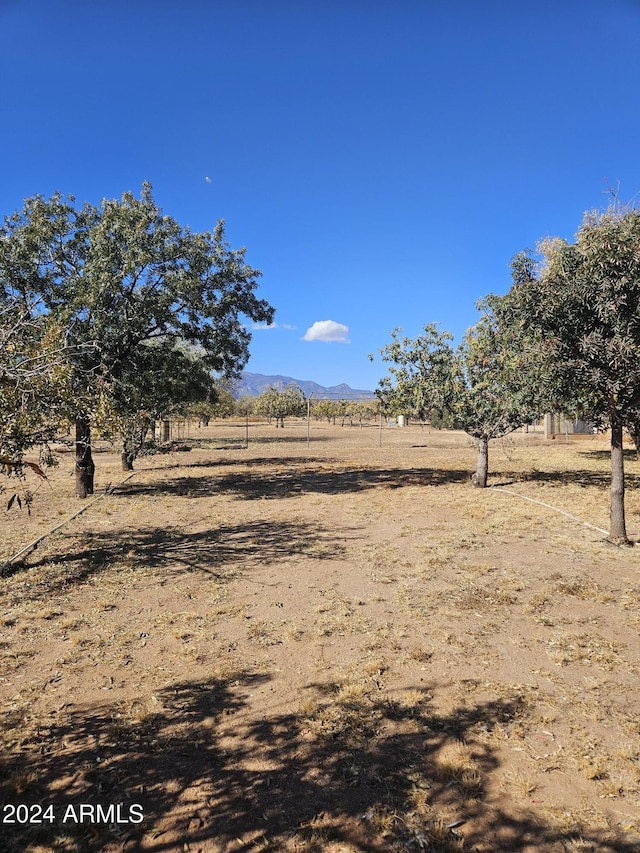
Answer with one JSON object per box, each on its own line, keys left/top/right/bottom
{"left": 234, "top": 372, "right": 376, "bottom": 399}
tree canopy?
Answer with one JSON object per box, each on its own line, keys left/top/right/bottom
{"left": 100, "top": 340, "right": 219, "bottom": 470}
{"left": 0, "top": 295, "right": 73, "bottom": 509}
{"left": 498, "top": 204, "right": 640, "bottom": 542}
{"left": 375, "top": 313, "right": 538, "bottom": 487}
{"left": 254, "top": 385, "right": 306, "bottom": 427}
{"left": 0, "top": 184, "right": 274, "bottom": 495}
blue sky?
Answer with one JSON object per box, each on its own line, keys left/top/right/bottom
{"left": 2, "top": 0, "right": 640, "bottom": 391}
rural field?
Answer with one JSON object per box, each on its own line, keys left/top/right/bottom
{"left": 1, "top": 422, "right": 639, "bottom": 853}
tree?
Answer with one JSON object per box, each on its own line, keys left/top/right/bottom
{"left": 499, "top": 204, "right": 640, "bottom": 543}
{"left": 351, "top": 400, "right": 379, "bottom": 427}
{"left": 0, "top": 185, "right": 274, "bottom": 497}
{"left": 311, "top": 398, "right": 338, "bottom": 424}
{"left": 235, "top": 395, "right": 256, "bottom": 417}
{"left": 375, "top": 315, "right": 538, "bottom": 487}
{"left": 0, "top": 293, "right": 76, "bottom": 510}
{"left": 188, "top": 381, "right": 235, "bottom": 427}
{"left": 254, "top": 385, "right": 306, "bottom": 427}
{"left": 101, "top": 340, "right": 219, "bottom": 470}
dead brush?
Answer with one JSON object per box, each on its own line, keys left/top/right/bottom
{"left": 451, "top": 582, "right": 517, "bottom": 612}
{"left": 246, "top": 619, "right": 284, "bottom": 646}
{"left": 313, "top": 594, "right": 371, "bottom": 637}
{"left": 597, "top": 776, "right": 625, "bottom": 798}
{"left": 620, "top": 586, "right": 640, "bottom": 610}
{"left": 5, "top": 770, "right": 39, "bottom": 796}
{"left": 500, "top": 769, "right": 538, "bottom": 797}
{"left": 542, "top": 804, "right": 633, "bottom": 850}
{"left": 365, "top": 806, "right": 467, "bottom": 853}
{"left": 110, "top": 696, "right": 160, "bottom": 731}
{"left": 544, "top": 632, "right": 626, "bottom": 669}
{"left": 298, "top": 678, "right": 382, "bottom": 745}
{"left": 408, "top": 647, "right": 434, "bottom": 664}
{"left": 580, "top": 757, "right": 609, "bottom": 781}
{"left": 434, "top": 741, "right": 483, "bottom": 796}
{"left": 30, "top": 606, "right": 64, "bottom": 620}
{"left": 550, "top": 575, "right": 614, "bottom": 603}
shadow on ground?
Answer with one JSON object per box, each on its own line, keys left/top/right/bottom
{"left": 162, "top": 434, "right": 334, "bottom": 449}
{"left": 134, "top": 456, "right": 343, "bottom": 474}
{"left": 7, "top": 519, "right": 353, "bottom": 589}
{"left": 510, "top": 468, "right": 640, "bottom": 489}
{"left": 245, "top": 434, "right": 334, "bottom": 445}
{"left": 0, "top": 671, "right": 635, "bottom": 853}
{"left": 119, "top": 461, "right": 471, "bottom": 501}
{"left": 577, "top": 449, "right": 639, "bottom": 462}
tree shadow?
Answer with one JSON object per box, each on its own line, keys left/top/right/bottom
{"left": 578, "top": 449, "right": 638, "bottom": 462}
{"left": 129, "top": 456, "right": 343, "bottom": 474}
{"left": 165, "top": 434, "right": 334, "bottom": 449}
{"left": 119, "top": 463, "right": 471, "bottom": 501}
{"left": 6, "top": 519, "right": 353, "bottom": 588}
{"left": 245, "top": 434, "right": 334, "bottom": 445}
{"left": 1, "top": 671, "right": 634, "bottom": 852}
{"left": 515, "top": 469, "right": 640, "bottom": 489}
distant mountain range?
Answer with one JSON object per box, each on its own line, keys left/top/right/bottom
{"left": 233, "top": 372, "right": 376, "bottom": 400}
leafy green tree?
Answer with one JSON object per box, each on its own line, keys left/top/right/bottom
{"left": 350, "top": 400, "right": 379, "bottom": 427}
{"left": 332, "top": 399, "right": 349, "bottom": 427}
{"left": 375, "top": 315, "right": 538, "bottom": 487}
{"left": 188, "top": 381, "right": 235, "bottom": 427}
{"left": 0, "top": 184, "right": 274, "bottom": 497}
{"left": 0, "top": 293, "right": 76, "bottom": 509}
{"left": 254, "top": 385, "right": 306, "bottom": 427}
{"left": 101, "top": 340, "right": 218, "bottom": 470}
{"left": 311, "top": 398, "right": 339, "bottom": 424}
{"left": 207, "top": 383, "right": 236, "bottom": 420}
{"left": 235, "top": 395, "right": 256, "bottom": 417}
{"left": 499, "top": 204, "right": 640, "bottom": 543}
{"left": 341, "top": 399, "right": 374, "bottom": 428}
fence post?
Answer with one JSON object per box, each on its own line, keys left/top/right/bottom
{"left": 307, "top": 394, "right": 313, "bottom": 449}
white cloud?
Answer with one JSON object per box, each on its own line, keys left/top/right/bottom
{"left": 302, "top": 320, "right": 350, "bottom": 343}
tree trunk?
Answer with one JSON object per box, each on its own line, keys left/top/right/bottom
{"left": 75, "top": 416, "right": 95, "bottom": 498}
{"left": 609, "top": 411, "right": 628, "bottom": 544}
{"left": 472, "top": 437, "right": 489, "bottom": 488}
{"left": 121, "top": 443, "right": 134, "bottom": 471}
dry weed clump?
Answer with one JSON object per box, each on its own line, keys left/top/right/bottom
{"left": 544, "top": 632, "right": 628, "bottom": 669}
{"left": 549, "top": 574, "right": 615, "bottom": 603}
{"left": 313, "top": 592, "right": 372, "bottom": 638}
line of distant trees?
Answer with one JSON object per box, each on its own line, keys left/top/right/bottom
{"left": 191, "top": 385, "right": 381, "bottom": 429}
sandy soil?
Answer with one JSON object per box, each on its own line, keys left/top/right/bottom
{"left": 1, "top": 421, "right": 639, "bottom": 852}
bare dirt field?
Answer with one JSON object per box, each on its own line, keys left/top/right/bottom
{"left": 1, "top": 422, "right": 639, "bottom": 853}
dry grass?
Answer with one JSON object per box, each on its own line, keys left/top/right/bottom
{"left": 1, "top": 423, "right": 639, "bottom": 852}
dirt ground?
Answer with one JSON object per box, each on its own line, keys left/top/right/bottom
{"left": 1, "top": 421, "right": 639, "bottom": 853}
